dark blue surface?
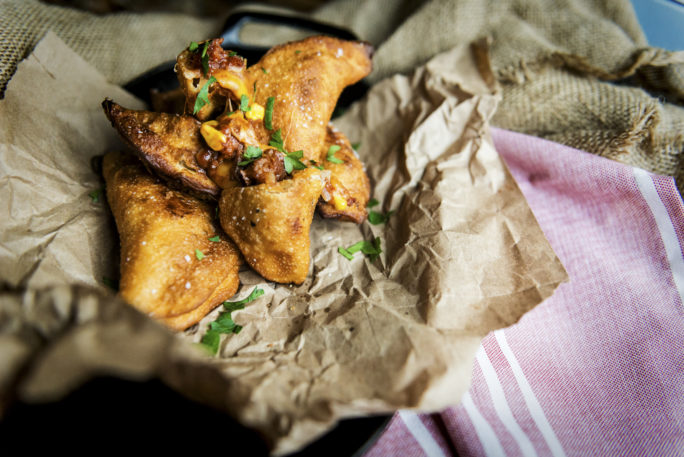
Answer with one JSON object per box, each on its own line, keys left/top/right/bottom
{"left": 631, "top": 0, "right": 684, "bottom": 50}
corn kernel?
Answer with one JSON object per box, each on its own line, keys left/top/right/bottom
{"left": 213, "top": 70, "right": 248, "bottom": 99}
{"left": 200, "top": 121, "right": 226, "bottom": 151}
{"left": 332, "top": 193, "right": 348, "bottom": 211}
{"left": 245, "top": 103, "right": 265, "bottom": 121}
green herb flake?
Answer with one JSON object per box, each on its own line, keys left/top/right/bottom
{"left": 326, "top": 144, "right": 344, "bottom": 164}
{"left": 351, "top": 142, "right": 361, "bottom": 150}
{"left": 261, "top": 67, "right": 268, "bottom": 74}
{"left": 188, "top": 41, "right": 199, "bottom": 52}
{"left": 200, "top": 287, "right": 264, "bottom": 355}
{"left": 338, "top": 237, "right": 383, "bottom": 261}
{"left": 264, "top": 96, "right": 275, "bottom": 130}
{"left": 193, "top": 76, "right": 217, "bottom": 115}
{"left": 367, "top": 198, "right": 379, "bottom": 208}
{"left": 338, "top": 247, "right": 354, "bottom": 261}
{"left": 208, "top": 235, "right": 221, "bottom": 242}
{"left": 284, "top": 150, "right": 307, "bottom": 174}
{"left": 195, "top": 249, "right": 205, "bottom": 260}
{"left": 269, "top": 129, "right": 285, "bottom": 152}
{"left": 268, "top": 129, "right": 307, "bottom": 173}
{"left": 368, "top": 209, "right": 395, "bottom": 225}
{"left": 200, "top": 330, "right": 221, "bottom": 354}
{"left": 240, "top": 94, "right": 251, "bottom": 112}
{"left": 238, "top": 145, "right": 263, "bottom": 166}
{"left": 228, "top": 51, "right": 238, "bottom": 57}
{"left": 295, "top": 50, "right": 302, "bottom": 54}
{"left": 200, "top": 40, "right": 212, "bottom": 76}
{"left": 88, "top": 189, "right": 102, "bottom": 203}
{"left": 224, "top": 287, "right": 265, "bottom": 309}
{"left": 309, "top": 160, "right": 324, "bottom": 170}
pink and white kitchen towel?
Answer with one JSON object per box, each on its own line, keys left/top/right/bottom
{"left": 364, "top": 128, "right": 684, "bottom": 457}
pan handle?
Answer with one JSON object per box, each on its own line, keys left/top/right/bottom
{"left": 220, "top": 10, "right": 359, "bottom": 55}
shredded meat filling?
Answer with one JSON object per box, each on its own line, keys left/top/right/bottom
{"left": 238, "top": 149, "right": 286, "bottom": 186}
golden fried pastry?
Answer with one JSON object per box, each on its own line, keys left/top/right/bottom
{"left": 248, "top": 36, "right": 373, "bottom": 164}
{"left": 218, "top": 168, "right": 327, "bottom": 284}
{"left": 103, "top": 36, "right": 374, "bottom": 288}
{"left": 103, "top": 150, "right": 241, "bottom": 330}
{"left": 317, "top": 126, "right": 370, "bottom": 223}
{"left": 102, "top": 99, "right": 221, "bottom": 199}
{"left": 176, "top": 39, "right": 251, "bottom": 121}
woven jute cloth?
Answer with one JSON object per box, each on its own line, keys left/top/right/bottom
{"left": 2, "top": 0, "right": 684, "bottom": 192}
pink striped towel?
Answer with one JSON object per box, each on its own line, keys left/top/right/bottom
{"left": 363, "top": 128, "right": 684, "bottom": 457}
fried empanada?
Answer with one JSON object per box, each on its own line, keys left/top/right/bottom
{"left": 103, "top": 150, "right": 241, "bottom": 330}
{"left": 103, "top": 36, "right": 374, "bottom": 286}
{"left": 102, "top": 99, "right": 221, "bottom": 199}
{"left": 317, "top": 126, "right": 370, "bottom": 223}
{"left": 176, "top": 39, "right": 250, "bottom": 121}
{"left": 248, "top": 36, "right": 373, "bottom": 163}
{"left": 218, "top": 168, "right": 327, "bottom": 284}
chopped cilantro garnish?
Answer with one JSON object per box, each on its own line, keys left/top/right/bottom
{"left": 228, "top": 50, "right": 238, "bottom": 57}
{"left": 88, "top": 189, "right": 102, "bottom": 203}
{"left": 240, "top": 94, "right": 250, "bottom": 112}
{"left": 261, "top": 67, "right": 268, "bottom": 74}
{"left": 200, "top": 287, "right": 265, "bottom": 355}
{"left": 269, "top": 129, "right": 285, "bottom": 151}
{"left": 238, "top": 145, "right": 263, "bottom": 166}
{"left": 193, "top": 76, "right": 216, "bottom": 115}
{"left": 208, "top": 235, "right": 221, "bottom": 242}
{"left": 338, "top": 237, "right": 382, "bottom": 261}
{"left": 264, "top": 96, "right": 275, "bottom": 130}
{"left": 200, "top": 330, "right": 221, "bottom": 354}
{"left": 309, "top": 160, "right": 324, "bottom": 170}
{"left": 368, "top": 210, "right": 395, "bottom": 225}
{"left": 326, "top": 144, "right": 344, "bottom": 164}
{"left": 351, "top": 142, "right": 361, "bottom": 150}
{"left": 200, "top": 40, "right": 212, "bottom": 76}
{"left": 195, "top": 249, "right": 205, "bottom": 260}
{"left": 367, "top": 198, "right": 379, "bottom": 208}
{"left": 268, "top": 129, "right": 306, "bottom": 173}
{"left": 295, "top": 50, "right": 302, "bottom": 54}
{"left": 284, "top": 150, "right": 307, "bottom": 174}
{"left": 337, "top": 247, "right": 353, "bottom": 260}
{"left": 224, "top": 287, "right": 264, "bottom": 308}
{"left": 188, "top": 41, "right": 199, "bottom": 52}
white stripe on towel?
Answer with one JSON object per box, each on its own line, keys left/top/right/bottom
{"left": 495, "top": 330, "right": 566, "bottom": 457}
{"left": 461, "top": 391, "right": 507, "bottom": 457}
{"left": 398, "top": 410, "right": 447, "bottom": 457}
{"left": 476, "top": 346, "right": 538, "bottom": 456}
{"left": 633, "top": 167, "right": 684, "bottom": 307}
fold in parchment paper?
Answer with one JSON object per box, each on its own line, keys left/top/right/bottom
{"left": 0, "top": 32, "right": 567, "bottom": 455}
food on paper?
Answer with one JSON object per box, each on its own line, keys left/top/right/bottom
{"left": 102, "top": 99, "right": 221, "bottom": 199}
{"left": 103, "top": 35, "right": 373, "bottom": 293}
{"left": 103, "top": 150, "right": 241, "bottom": 330}
{"left": 219, "top": 167, "right": 327, "bottom": 284}
{"left": 316, "top": 127, "right": 370, "bottom": 223}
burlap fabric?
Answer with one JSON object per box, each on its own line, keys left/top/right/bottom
{"left": 2, "top": 0, "right": 683, "bottom": 191}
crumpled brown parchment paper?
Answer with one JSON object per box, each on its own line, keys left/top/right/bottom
{"left": 0, "top": 32, "right": 567, "bottom": 455}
